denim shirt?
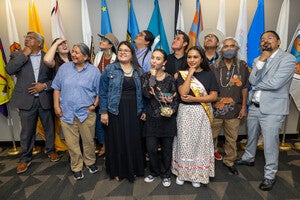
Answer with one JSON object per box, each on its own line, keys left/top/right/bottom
{"left": 99, "top": 62, "right": 144, "bottom": 115}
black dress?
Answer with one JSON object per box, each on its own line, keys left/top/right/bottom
{"left": 105, "top": 76, "right": 144, "bottom": 182}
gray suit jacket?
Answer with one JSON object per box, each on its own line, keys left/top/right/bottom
{"left": 6, "top": 51, "right": 54, "bottom": 110}
{"left": 249, "top": 49, "right": 296, "bottom": 115}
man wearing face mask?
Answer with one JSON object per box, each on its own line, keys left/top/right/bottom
{"left": 211, "top": 37, "right": 250, "bottom": 175}
{"left": 235, "top": 31, "right": 296, "bottom": 191}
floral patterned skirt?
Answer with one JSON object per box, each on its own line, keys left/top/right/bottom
{"left": 172, "top": 103, "right": 215, "bottom": 184}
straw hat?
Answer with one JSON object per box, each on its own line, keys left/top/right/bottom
{"left": 199, "top": 28, "right": 225, "bottom": 47}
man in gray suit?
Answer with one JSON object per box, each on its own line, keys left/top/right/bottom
{"left": 6, "top": 31, "right": 60, "bottom": 174}
{"left": 235, "top": 30, "right": 296, "bottom": 191}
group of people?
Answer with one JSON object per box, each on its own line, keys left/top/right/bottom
{"left": 5, "top": 28, "right": 296, "bottom": 191}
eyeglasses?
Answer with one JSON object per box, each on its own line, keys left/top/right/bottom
{"left": 260, "top": 35, "right": 276, "bottom": 43}
{"left": 118, "top": 49, "right": 131, "bottom": 54}
{"left": 204, "top": 34, "right": 217, "bottom": 40}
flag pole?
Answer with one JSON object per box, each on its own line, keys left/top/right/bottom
{"left": 6, "top": 104, "right": 20, "bottom": 155}
{"left": 294, "top": 117, "right": 300, "bottom": 149}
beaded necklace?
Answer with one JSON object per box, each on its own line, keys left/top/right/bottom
{"left": 124, "top": 68, "right": 133, "bottom": 75}
{"left": 220, "top": 65, "right": 235, "bottom": 87}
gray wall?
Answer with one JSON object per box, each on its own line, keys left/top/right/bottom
{"left": 0, "top": 0, "right": 299, "bottom": 141}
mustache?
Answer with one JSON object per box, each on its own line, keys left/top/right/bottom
{"left": 260, "top": 43, "right": 272, "bottom": 51}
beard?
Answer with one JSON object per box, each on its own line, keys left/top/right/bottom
{"left": 261, "top": 42, "right": 273, "bottom": 51}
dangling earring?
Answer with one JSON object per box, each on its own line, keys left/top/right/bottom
{"left": 107, "top": 49, "right": 111, "bottom": 56}
{"left": 162, "top": 65, "right": 165, "bottom": 71}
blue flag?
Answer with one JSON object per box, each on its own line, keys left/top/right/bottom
{"left": 147, "top": 0, "right": 170, "bottom": 54}
{"left": 127, "top": 0, "right": 139, "bottom": 45}
{"left": 101, "top": 0, "right": 112, "bottom": 34}
{"left": 247, "top": 0, "right": 265, "bottom": 67}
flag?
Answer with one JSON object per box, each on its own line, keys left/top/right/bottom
{"left": 90, "top": 36, "right": 95, "bottom": 65}
{"left": 288, "top": 23, "right": 300, "bottom": 111}
{"left": 81, "top": 0, "right": 92, "bottom": 49}
{"left": 126, "top": 0, "right": 139, "bottom": 44}
{"left": 0, "top": 39, "right": 14, "bottom": 117}
{"left": 276, "top": 0, "right": 290, "bottom": 51}
{"left": 188, "top": 0, "right": 203, "bottom": 48}
{"left": 175, "top": 0, "right": 185, "bottom": 33}
{"left": 51, "top": 0, "right": 66, "bottom": 40}
{"left": 247, "top": 0, "right": 265, "bottom": 67}
{"left": 147, "top": 0, "right": 170, "bottom": 54}
{"left": 101, "top": 0, "right": 112, "bottom": 35}
{"left": 28, "top": 0, "right": 47, "bottom": 52}
{"left": 6, "top": 0, "right": 21, "bottom": 53}
{"left": 217, "top": 0, "right": 226, "bottom": 36}
{"left": 235, "top": 0, "right": 247, "bottom": 62}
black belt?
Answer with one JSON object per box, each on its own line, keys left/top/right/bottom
{"left": 251, "top": 101, "right": 260, "bottom": 108}
{"left": 34, "top": 96, "right": 39, "bottom": 98}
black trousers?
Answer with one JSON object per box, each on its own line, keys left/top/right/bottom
{"left": 19, "top": 98, "right": 55, "bottom": 163}
{"left": 146, "top": 136, "right": 174, "bottom": 179}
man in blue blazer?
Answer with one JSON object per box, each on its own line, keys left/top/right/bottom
{"left": 6, "top": 32, "right": 60, "bottom": 174}
{"left": 235, "top": 30, "right": 296, "bottom": 191}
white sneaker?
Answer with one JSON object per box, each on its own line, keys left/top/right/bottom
{"left": 162, "top": 178, "right": 171, "bottom": 187}
{"left": 144, "top": 175, "right": 156, "bottom": 183}
{"left": 176, "top": 177, "right": 184, "bottom": 185}
{"left": 192, "top": 182, "right": 201, "bottom": 188}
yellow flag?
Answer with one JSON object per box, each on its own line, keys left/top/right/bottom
{"left": 28, "top": 0, "right": 47, "bottom": 52}
{"left": 0, "top": 51, "right": 14, "bottom": 105}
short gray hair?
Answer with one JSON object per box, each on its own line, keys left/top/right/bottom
{"left": 27, "top": 31, "right": 44, "bottom": 49}
{"left": 73, "top": 43, "right": 90, "bottom": 62}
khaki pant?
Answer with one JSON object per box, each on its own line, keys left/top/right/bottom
{"left": 60, "top": 112, "right": 96, "bottom": 172}
{"left": 212, "top": 118, "right": 240, "bottom": 166}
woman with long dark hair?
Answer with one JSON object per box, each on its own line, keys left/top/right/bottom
{"left": 44, "top": 38, "right": 72, "bottom": 152}
{"left": 141, "top": 49, "right": 178, "bottom": 187}
{"left": 94, "top": 33, "right": 119, "bottom": 157}
{"left": 99, "top": 41, "right": 146, "bottom": 182}
{"left": 172, "top": 46, "right": 219, "bottom": 187}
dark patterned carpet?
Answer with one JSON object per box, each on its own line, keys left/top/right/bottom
{"left": 0, "top": 140, "right": 300, "bottom": 200}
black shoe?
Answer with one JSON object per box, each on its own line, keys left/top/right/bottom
{"left": 73, "top": 171, "right": 84, "bottom": 180}
{"left": 224, "top": 164, "right": 239, "bottom": 175}
{"left": 235, "top": 158, "right": 254, "bottom": 166}
{"left": 259, "top": 178, "right": 276, "bottom": 191}
{"left": 86, "top": 164, "right": 99, "bottom": 174}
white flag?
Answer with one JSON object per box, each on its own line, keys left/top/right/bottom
{"left": 235, "top": 0, "right": 247, "bottom": 62}
{"left": 81, "top": 0, "right": 92, "bottom": 49}
{"left": 5, "top": 0, "right": 21, "bottom": 52}
{"left": 176, "top": 0, "right": 185, "bottom": 32}
{"left": 216, "top": 0, "right": 226, "bottom": 36}
{"left": 276, "top": 0, "right": 290, "bottom": 51}
{"left": 51, "top": 0, "right": 66, "bottom": 40}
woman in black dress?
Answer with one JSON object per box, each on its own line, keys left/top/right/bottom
{"left": 141, "top": 49, "right": 178, "bottom": 187}
{"left": 99, "top": 41, "right": 146, "bottom": 182}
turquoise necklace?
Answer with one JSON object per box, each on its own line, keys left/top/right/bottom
{"left": 123, "top": 68, "right": 133, "bottom": 75}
